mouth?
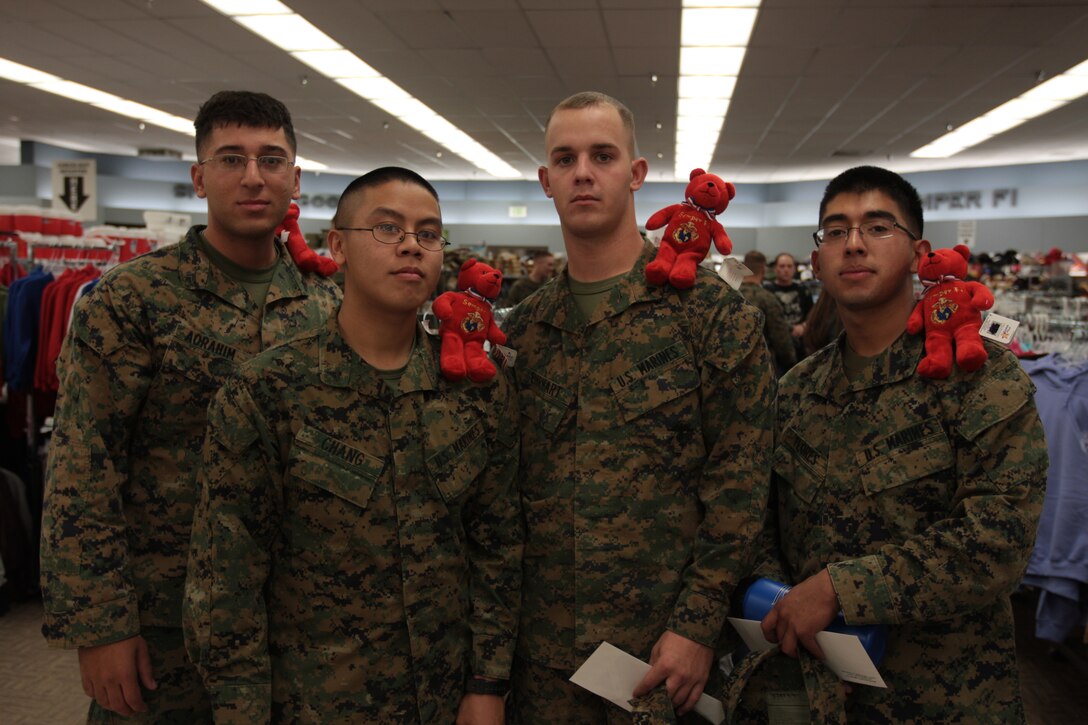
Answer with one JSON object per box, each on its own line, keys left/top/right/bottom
{"left": 392, "top": 266, "right": 425, "bottom": 280}
{"left": 238, "top": 199, "right": 270, "bottom": 211}
{"left": 571, "top": 194, "right": 598, "bottom": 204}
{"left": 840, "top": 265, "right": 875, "bottom": 279}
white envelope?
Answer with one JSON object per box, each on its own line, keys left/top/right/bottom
{"left": 726, "top": 617, "right": 887, "bottom": 688}
{"left": 569, "top": 641, "right": 726, "bottom": 724}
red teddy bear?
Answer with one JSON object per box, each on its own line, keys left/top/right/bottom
{"left": 907, "top": 244, "right": 995, "bottom": 379}
{"left": 432, "top": 258, "right": 507, "bottom": 382}
{"left": 276, "top": 203, "right": 339, "bottom": 277}
{"left": 645, "top": 168, "right": 735, "bottom": 289}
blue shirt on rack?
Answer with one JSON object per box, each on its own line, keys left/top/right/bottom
{"left": 3, "top": 267, "right": 54, "bottom": 393}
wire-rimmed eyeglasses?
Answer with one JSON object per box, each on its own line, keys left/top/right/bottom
{"left": 335, "top": 223, "right": 449, "bottom": 252}
{"left": 198, "top": 154, "right": 294, "bottom": 176}
{"left": 813, "top": 219, "right": 917, "bottom": 248}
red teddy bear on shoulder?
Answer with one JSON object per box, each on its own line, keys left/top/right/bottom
{"left": 276, "top": 203, "right": 339, "bottom": 276}
{"left": 432, "top": 258, "right": 506, "bottom": 382}
{"left": 645, "top": 168, "right": 735, "bottom": 289}
{"left": 907, "top": 244, "right": 994, "bottom": 379}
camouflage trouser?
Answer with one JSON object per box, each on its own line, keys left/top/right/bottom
{"left": 720, "top": 647, "right": 846, "bottom": 725}
{"left": 87, "top": 627, "right": 212, "bottom": 724}
{"left": 511, "top": 656, "right": 708, "bottom": 725}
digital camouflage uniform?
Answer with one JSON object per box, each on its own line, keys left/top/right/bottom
{"left": 504, "top": 242, "right": 776, "bottom": 723}
{"left": 729, "top": 331, "right": 1047, "bottom": 723}
{"left": 739, "top": 282, "right": 796, "bottom": 376}
{"left": 40, "top": 226, "right": 341, "bottom": 723}
{"left": 183, "top": 313, "right": 522, "bottom": 724}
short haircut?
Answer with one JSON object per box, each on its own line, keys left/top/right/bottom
{"left": 818, "top": 165, "right": 924, "bottom": 238}
{"left": 546, "top": 91, "right": 638, "bottom": 156}
{"left": 744, "top": 250, "right": 767, "bottom": 271}
{"left": 531, "top": 250, "right": 554, "bottom": 262}
{"left": 773, "top": 253, "right": 795, "bottom": 266}
{"left": 332, "top": 166, "right": 439, "bottom": 228}
{"left": 194, "top": 90, "right": 296, "bottom": 157}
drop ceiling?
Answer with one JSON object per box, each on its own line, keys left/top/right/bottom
{"left": 1, "top": 0, "right": 1086, "bottom": 182}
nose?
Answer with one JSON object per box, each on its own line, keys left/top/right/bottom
{"left": 397, "top": 231, "right": 425, "bottom": 256}
{"left": 240, "top": 157, "right": 264, "bottom": 186}
{"left": 843, "top": 226, "right": 866, "bottom": 254}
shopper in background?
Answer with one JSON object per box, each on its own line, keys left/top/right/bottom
{"left": 39, "top": 91, "right": 341, "bottom": 722}
{"left": 506, "top": 250, "right": 556, "bottom": 306}
{"left": 503, "top": 91, "right": 775, "bottom": 723}
{"left": 800, "top": 290, "right": 842, "bottom": 356}
{"left": 736, "top": 165, "right": 1047, "bottom": 721}
{"left": 740, "top": 250, "right": 796, "bottom": 376}
{"left": 183, "top": 167, "right": 521, "bottom": 724}
{"left": 765, "top": 252, "right": 813, "bottom": 362}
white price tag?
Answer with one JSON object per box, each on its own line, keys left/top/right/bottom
{"left": 979, "top": 313, "right": 1020, "bottom": 345}
{"left": 493, "top": 344, "right": 517, "bottom": 369}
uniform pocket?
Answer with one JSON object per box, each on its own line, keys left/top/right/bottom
{"left": 774, "top": 426, "right": 826, "bottom": 505}
{"left": 161, "top": 328, "right": 238, "bottom": 390}
{"left": 518, "top": 369, "right": 572, "bottom": 434}
{"left": 857, "top": 418, "right": 953, "bottom": 496}
{"left": 290, "top": 425, "right": 384, "bottom": 509}
{"left": 425, "top": 420, "right": 487, "bottom": 503}
{"left": 609, "top": 343, "right": 699, "bottom": 424}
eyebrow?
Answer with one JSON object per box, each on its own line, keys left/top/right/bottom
{"left": 368, "top": 206, "right": 442, "bottom": 228}
{"left": 210, "top": 144, "right": 290, "bottom": 156}
{"left": 549, "top": 142, "right": 620, "bottom": 156}
{"left": 820, "top": 209, "right": 898, "bottom": 227}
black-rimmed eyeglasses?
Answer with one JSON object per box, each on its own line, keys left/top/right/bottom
{"left": 198, "top": 154, "right": 294, "bottom": 176}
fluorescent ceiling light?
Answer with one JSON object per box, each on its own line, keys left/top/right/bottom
{"left": 201, "top": 0, "right": 291, "bottom": 15}
{"left": 911, "top": 56, "right": 1088, "bottom": 159}
{"left": 0, "top": 57, "right": 58, "bottom": 84}
{"left": 200, "top": 0, "right": 521, "bottom": 178}
{"left": 681, "top": 9, "right": 757, "bottom": 47}
{"left": 679, "top": 47, "right": 746, "bottom": 76}
{"left": 0, "top": 57, "right": 197, "bottom": 139}
{"left": 292, "top": 50, "right": 378, "bottom": 78}
{"left": 678, "top": 75, "right": 736, "bottom": 99}
{"left": 234, "top": 14, "right": 340, "bottom": 51}
{"left": 673, "top": 2, "right": 761, "bottom": 178}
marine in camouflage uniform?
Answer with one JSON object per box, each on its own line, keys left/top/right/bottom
{"left": 728, "top": 166, "right": 1046, "bottom": 723}
{"left": 738, "top": 281, "right": 796, "bottom": 376}
{"left": 40, "top": 225, "right": 340, "bottom": 721}
{"left": 730, "top": 333, "right": 1047, "bottom": 723}
{"left": 182, "top": 313, "right": 521, "bottom": 723}
{"left": 504, "top": 243, "right": 775, "bottom": 722}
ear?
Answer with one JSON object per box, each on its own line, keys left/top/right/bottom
{"left": 538, "top": 165, "right": 552, "bottom": 198}
{"left": 725, "top": 182, "right": 736, "bottom": 200}
{"left": 689, "top": 168, "right": 705, "bottom": 181}
{"left": 810, "top": 248, "right": 822, "bottom": 280}
{"left": 954, "top": 244, "right": 970, "bottom": 261}
{"left": 191, "top": 163, "right": 207, "bottom": 199}
{"left": 327, "top": 228, "right": 347, "bottom": 266}
{"left": 911, "top": 238, "right": 932, "bottom": 274}
{"left": 629, "top": 155, "right": 648, "bottom": 191}
{"left": 291, "top": 164, "right": 302, "bottom": 200}
{"left": 461, "top": 258, "right": 477, "bottom": 272}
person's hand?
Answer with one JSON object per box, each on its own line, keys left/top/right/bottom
{"left": 760, "top": 569, "right": 840, "bottom": 659}
{"left": 455, "top": 693, "right": 504, "bottom": 725}
{"left": 77, "top": 635, "right": 157, "bottom": 716}
{"left": 791, "top": 323, "right": 805, "bottom": 338}
{"left": 632, "top": 630, "right": 715, "bottom": 715}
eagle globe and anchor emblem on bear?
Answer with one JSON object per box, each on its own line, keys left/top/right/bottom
{"left": 930, "top": 293, "right": 960, "bottom": 324}
{"left": 671, "top": 219, "right": 701, "bottom": 246}
{"left": 460, "top": 310, "right": 485, "bottom": 334}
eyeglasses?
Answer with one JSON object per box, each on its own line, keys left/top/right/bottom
{"left": 335, "top": 223, "right": 449, "bottom": 252}
{"left": 812, "top": 219, "right": 917, "bottom": 248}
{"left": 198, "top": 154, "right": 294, "bottom": 176}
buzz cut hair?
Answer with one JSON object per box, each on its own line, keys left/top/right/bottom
{"left": 819, "top": 166, "right": 925, "bottom": 239}
{"left": 332, "top": 166, "right": 439, "bottom": 229}
{"left": 546, "top": 91, "right": 638, "bottom": 157}
{"left": 194, "top": 90, "right": 296, "bottom": 158}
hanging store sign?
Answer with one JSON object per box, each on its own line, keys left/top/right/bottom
{"left": 52, "top": 159, "right": 98, "bottom": 221}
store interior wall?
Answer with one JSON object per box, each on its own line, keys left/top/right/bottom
{"left": 4, "top": 141, "right": 1087, "bottom": 260}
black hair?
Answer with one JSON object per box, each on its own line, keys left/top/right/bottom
{"left": 194, "top": 90, "right": 296, "bottom": 157}
{"left": 818, "top": 166, "right": 924, "bottom": 238}
{"left": 332, "top": 167, "right": 440, "bottom": 228}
